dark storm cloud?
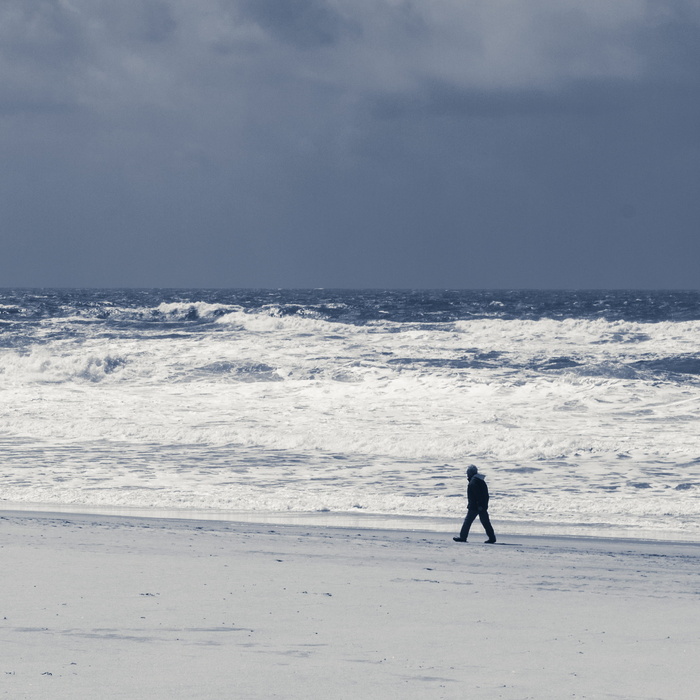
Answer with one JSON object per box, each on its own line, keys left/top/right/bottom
{"left": 0, "top": 1, "right": 178, "bottom": 115}
{"left": 370, "top": 81, "right": 633, "bottom": 120}
{"left": 1, "top": 0, "right": 699, "bottom": 288}
{"left": 238, "top": 0, "right": 356, "bottom": 48}
{"left": 0, "top": 2, "right": 84, "bottom": 112}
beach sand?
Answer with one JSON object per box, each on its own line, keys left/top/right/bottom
{"left": 1, "top": 512, "right": 698, "bottom": 699}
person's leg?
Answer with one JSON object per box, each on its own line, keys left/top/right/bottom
{"left": 479, "top": 511, "right": 496, "bottom": 543}
{"left": 458, "top": 509, "right": 478, "bottom": 540}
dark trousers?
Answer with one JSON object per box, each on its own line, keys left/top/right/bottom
{"left": 459, "top": 508, "right": 496, "bottom": 541}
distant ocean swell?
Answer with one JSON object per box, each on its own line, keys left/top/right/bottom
{"left": 1, "top": 290, "right": 699, "bottom": 538}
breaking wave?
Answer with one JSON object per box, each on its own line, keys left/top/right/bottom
{"left": 1, "top": 289, "right": 699, "bottom": 537}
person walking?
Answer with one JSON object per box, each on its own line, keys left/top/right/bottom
{"left": 453, "top": 464, "right": 497, "bottom": 543}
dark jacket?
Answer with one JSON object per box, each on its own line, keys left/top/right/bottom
{"left": 467, "top": 474, "right": 489, "bottom": 511}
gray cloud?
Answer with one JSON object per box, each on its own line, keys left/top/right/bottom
{"left": 1, "top": 0, "right": 699, "bottom": 287}
{"left": 238, "top": 0, "right": 356, "bottom": 48}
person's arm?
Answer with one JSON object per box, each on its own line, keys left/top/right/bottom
{"left": 477, "top": 481, "right": 488, "bottom": 511}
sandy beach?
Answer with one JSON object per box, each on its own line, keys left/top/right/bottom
{"left": 1, "top": 511, "right": 697, "bottom": 699}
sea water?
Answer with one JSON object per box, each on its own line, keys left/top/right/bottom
{"left": 1, "top": 289, "right": 699, "bottom": 538}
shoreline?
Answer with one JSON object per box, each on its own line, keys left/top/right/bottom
{"left": 3, "top": 504, "right": 699, "bottom": 547}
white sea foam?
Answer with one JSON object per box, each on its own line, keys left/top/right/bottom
{"left": 1, "top": 300, "right": 699, "bottom": 537}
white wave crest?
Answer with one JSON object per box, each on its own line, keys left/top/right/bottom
{"left": 0, "top": 347, "right": 129, "bottom": 385}
{"left": 214, "top": 308, "right": 354, "bottom": 335}
{"left": 155, "top": 301, "right": 244, "bottom": 320}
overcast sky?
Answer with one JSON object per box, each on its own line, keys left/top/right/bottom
{"left": 2, "top": 0, "right": 699, "bottom": 288}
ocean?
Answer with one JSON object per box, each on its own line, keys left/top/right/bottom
{"left": 1, "top": 289, "right": 699, "bottom": 539}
